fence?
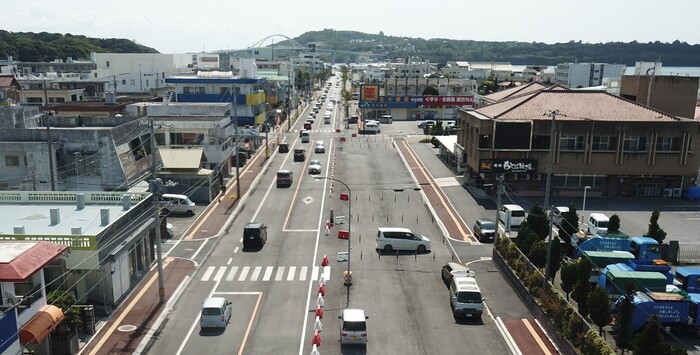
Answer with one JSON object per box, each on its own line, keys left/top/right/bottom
{"left": 668, "top": 241, "right": 700, "bottom": 264}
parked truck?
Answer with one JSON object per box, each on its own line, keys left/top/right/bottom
{"left": 674, "top": 267, "right": 700, "bottom": 293}
{"left": 613, "top": 291, "right": 699, "bottom": 333}
{"left": 598, "top": 269, "right": 668, "bottom": 297}
{"left": 573, "top": 235, "right": 660, "bottom": 260}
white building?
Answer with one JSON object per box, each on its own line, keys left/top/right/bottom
{"left": 555, "top": 62, "right": 626, "bottom": 88}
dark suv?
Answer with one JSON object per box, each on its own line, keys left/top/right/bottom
{"left": 243, "top": 222, "right": 267, "bottom": 248}
{"left": 293, "top": 147, "right": 306, "bottom": 162}
{"left": 473, "top": 218, "right": 497, "bottom": 243}
{"left": 276, "top": 170, "right": 293, "bottom": 188}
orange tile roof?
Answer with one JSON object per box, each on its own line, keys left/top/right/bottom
{"left": 483, "top": 82, "right": 549, "bottom": 102}
{"left": 476, "top": 90, "right": 680, "bottom": 122}
{"left": 0, "top": 75, "right": 18, "bottom": 87}
{"left": 0, "top": 242, "right": 68, "bottom": 281}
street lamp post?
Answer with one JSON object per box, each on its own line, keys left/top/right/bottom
{"left": 582, "top": 185, "right": 592, "bottom": 213}
{"left": 73, "top": 152, "right": 81, "bottom": 191}
{"left": 315, "top": 176, "right": 351, "bottom": 307}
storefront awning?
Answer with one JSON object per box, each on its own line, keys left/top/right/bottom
{"left": 19, "top": 305, "right": 64, "bottom": 344}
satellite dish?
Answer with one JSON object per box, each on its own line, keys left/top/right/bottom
{"left": 3, "top": 290, "right": 21, "bottom": 305}
{"left": 646, "top": 67, "right": 655, "bottom": 76}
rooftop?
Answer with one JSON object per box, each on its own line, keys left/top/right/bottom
{"left": 0, "top": 241, "right": 68, "bottom": 281}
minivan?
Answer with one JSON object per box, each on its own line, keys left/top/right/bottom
{"left": 293, "top": 147, "right": 306, "bottom": 162}
{"left": 587, "top": 213, "right": 610, "bottom": 235}
{"left": 300, "top": 130, "right": 310, "bottom": 143}
{"left": 276, "top": 170, "right": 293, "bottom": 187}
{"left": 200, "top": 297, "right": 232, "bottom": 329}
{"left": 243, "top": 222, "right": 267, "bottom": 248}
{"left": 379, "top": 115, "right": 393, "bottom": 124}
{"left": 498, "top": 204, "right": 525, "bottom": 230}
{"left": 449, "top": 276, "right": 484, "bottom": 319}
{"left": 339, "top": 308, "right": 368, "bottom": 345}
{"left": 376, "top": 227, "right": 431, "bottom": 253}
{"left": 160, "top": 194, "right": 196, "bottom": 216}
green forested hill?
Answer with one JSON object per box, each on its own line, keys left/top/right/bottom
{"left": 0, "top": 31, "right": 159, "bottom": 62}
{"left": 290, "top": 29, "right": 700, "bottom": 66}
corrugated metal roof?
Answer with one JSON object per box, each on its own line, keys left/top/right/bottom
{"left": 476, "top": 90, "right": 680, "bottom": 122}
{"left": 158, "top": 148, "right": 204, "bottom": 169}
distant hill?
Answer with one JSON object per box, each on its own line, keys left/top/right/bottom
{"left": 288, "top": 29, "right": 700, "bottom": 66}
{"left": 0, "top": 30, "right": 159, "bottom": 62}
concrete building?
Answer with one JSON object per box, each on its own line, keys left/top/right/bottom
{"left": 458, "top": 89, "right": 700, "bottom": 198}
{"left": 0, "top": 241, "right": 68, "bottom": 355}
{"left": 555, "top": 62, "right": 626, "bottom": 88}
{"left": 91, "top": 52, "right": 195, "bottom": 94}
{"left": 0, "top": 191, "right": 157, "bottom": 317}
{"left": 620, "top": 75, "right": 699, "bottom": 120}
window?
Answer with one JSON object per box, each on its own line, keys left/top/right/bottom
{"left": 592, "top": 136, "right": 615, "bottom": 151}
{"left": 183, "top": 86, "right": 193, "bottom": 94}
{"left": 195, "top": 87, "right": 205, "bottom": 94}
{"left": 656, "top": 137, "right": 681, "bottom": 152}
{"left": 27, "top": 97, "right": 43, "bottom": 104}
{"left": 5, "top": 156, "right": 20, "bottom": 167}
{"left": 478, "top": 135, "right": 491, "bottom": 149}
{"left": 106, "top": 61, "right": 110, "bottom": 68}
{"left": 623, "top": 136, "right": 647, "bottom": 152}
{"left": 559, "top": 136, "right": 584, "bottom": 150}
{"left": 130, "top": 79, "right": 135, "bottom": 85}
{"left": 122, "top": 79, "right": 126, "bottom": 85}
{"left": 531, "top": 135, "right": 550, "bottom": 149}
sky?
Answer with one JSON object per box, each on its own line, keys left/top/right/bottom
{"left": 4, "top": 0, "right": 700, "bottom": 54}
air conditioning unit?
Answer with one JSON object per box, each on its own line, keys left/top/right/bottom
{"left": 507, "top": 173, "right": 518, "bottom": 181}
{"left": 520, "top": 173, "right": 531, "bottom": 181}
{"left": 673, "top": 188, "right": 682, "bottom": 198}
{"left": 663, "top": 188, "right": 673, "bottom": 198}
{"left": 531, "top": 174, "right": 542, "bottom": 181}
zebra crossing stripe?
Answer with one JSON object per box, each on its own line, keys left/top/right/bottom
{"left": 238, "top": 266, "right": 250, "bottom": 281}
{"left": 250, "top": 266, "right": 262, "bottom": 281}
{"left": 226, "top": 266, "right": 239, "bottom": 281}
{"left": 323, "top": 266, "right": 331, "bottom": 281}
{"left": 263, "top": 266, "right": 273, "bottom": 281}
{"left": 275, "top": 267, "right": 285, "bottom": 281}
{"left": 201, "top": 266, "right": 215, "bottom": 281}
{"left": 287, "top": 266, "right": 296, "bottom": 281}
{"left": 311, "top": 266, "right": 319, "bottom": 281}
{"left": 213, "top": 266, "right": 226, "bottom": 281}
{"left": 299, "top": 266, "right": 308, "bottom": 281}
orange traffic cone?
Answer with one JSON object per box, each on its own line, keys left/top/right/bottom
{"left": 318, "top": 284, "right": 326, "bottom": 296}
{"left": 311, "top": 329, "right": 321, "bottom": 347}
{"left": 321, "top": 255, "right": 329, "bottom": 267}
{"left": 315, "top": 305, "right": 324, "bottom": 319}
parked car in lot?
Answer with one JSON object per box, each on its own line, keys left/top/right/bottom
{"left": 441, "top": 262, "right": 475, "bottom": 285}
{"left": 375, "top": 227, "right": 431, "bottom": 253}
{"left": 473, "top": 218, "right": 497, "bottom": 243}
{"left": 308, "top": 159, "right": 322, "bottom": 175}
{"left": 314, "top": 141, "right": 326, "bottom": 153}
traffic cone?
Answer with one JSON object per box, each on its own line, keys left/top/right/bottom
{"left": 321, "top": 255, "right": 329, "bottom": 267}
{"left": 315, "top": 304, "right": 324, "bottom": 319}
{"left": 311, "top": 329, "right": 321, "bottom": 347}
{"left": 310, "top": 344, "right": 320, "bottom": 355}
{"left": 317, "top": 293, "right": 325, "bottom": 307}
{"left": 314, "top": 316, "right": 323, "bottom": 332}
{"left": 318, "top": 284, "right": 326, "bottom": 296}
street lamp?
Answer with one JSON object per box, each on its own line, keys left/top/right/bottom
{"left": 315, "top": 176, "right": 352, "bottom": 307}
{"left": 73, "top": 152, "right": 81, "bottom": 191}
{"left": 582, "top": 185, "right": 592, "bottom": 213}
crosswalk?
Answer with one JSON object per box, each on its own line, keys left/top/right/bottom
{"left": 200, "top": 265, "right": 331, "bottom": 283}
{"left": 293, "top": 129, "right": 337, "bottom": 133}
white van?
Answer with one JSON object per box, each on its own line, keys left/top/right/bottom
{"left": 339, "top": 308, "right": 368, "bottom": 345}
{"left": 587, "top": 213, "right": 610, "bottom": 235}
{"left": 379, "top": 114, "right": 393, "bottom": 124}
{"left": 498, "top": 204, "right": 525, "bottom": 231}
{"left": 200, "top": 297, "right": 232, "bottom": 329}
{"left": 300, "top": 130, "right": 310, "bottom": 143}
{"left": 449, "top": 276, "right": 484, "bottom": 319}
{"left": 160, "top": 194, "right": 196, "bottom": 216}
{"left": 376, "top": 227, "right": 431, "bottom": 253}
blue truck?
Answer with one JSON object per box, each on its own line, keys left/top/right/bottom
{"left": 573, "top": 235, "right": 660, "bottom": 259}
{"left": 614, "top": 291, "right": 699, "bottom": 333}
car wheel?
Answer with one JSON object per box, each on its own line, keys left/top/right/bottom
{"left": 383, "top": 244, "right": 393, "bottom": 253}
{"left": 417, "top": 245, "right": 427, "bottom": 253}
{"left": 161, "top": 209, "right": 170, "bottom": 215}
{"left": 186, "top": 210, "right": 195, "bottom": 217}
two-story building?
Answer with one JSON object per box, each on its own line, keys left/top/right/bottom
{"left": 458, "top": 88, "right": 700, "bottom": 198}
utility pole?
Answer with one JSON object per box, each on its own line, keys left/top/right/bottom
{"left": 148, "top": 116, "right": 166, "bottom": 303}
{"left": 543, "top": 110, "right": 560, "bottom": 288}
{"left": 112, "top": 75, "right": 118, "bottom": 93}
{"left": 139, "top": 64, "right": 143, "bottom": 94}
{"left": 46, "top": 119, "right": 56, "bottom": 191}
{"left": 233, "top": 86, "right": 241, "bottom": 200}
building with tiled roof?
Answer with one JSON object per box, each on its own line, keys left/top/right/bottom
{"left": 457, "top": 89, "right": 700, "bottom": 198}
{"left": 481, "top": 82, "right": 560, "bottom": 105}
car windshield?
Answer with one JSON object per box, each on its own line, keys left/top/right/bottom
{"left": 480, "top": 222, "right": 496, "bottom": 230}
{"left": 457, "top": 291, "right": 483, "bottom": 303}
{"left": 310, "top": 160, "right": 321, "bottom": 165}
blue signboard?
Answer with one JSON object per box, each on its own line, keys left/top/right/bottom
{"left": 359, "top": 95, "right": 423, "bottom": 109}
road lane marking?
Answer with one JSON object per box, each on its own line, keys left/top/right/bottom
{"left": 287, "top": 266, "right": 297, "bottom": 281}
{"left": 227, "top": 258, "right": 232, "bottom": 265}
{"left": 189, "top": 239, "right": 209, "bottom": 261}
{"left": 323, "top": 266, "right": 331, "bottom": 281}
{"left": 226, "top": 266, "right": 239, "bottom": 281}
{"left": 275, "top": 267, "right": 285, "bottom": 281}
{"left": 311, "top": 266, "right": 319, "bottom": 281}
{"left": 213, "top": 266, "right": 226, "bottom": 281}
{"left": 234, "top": 247, "right": 239, "bottom": 254}
{"left": 201, "top": 266, "right": 215, "bottom": 281}
{"left": 250, "top": 266, "right": 262, "bottom": 281}
{"left": 263, "top": 266, "right": 273, "bottom": 281}
{"left": 522, "top": 319, "right": 552, "bottom": 355}
{"left": 238, "top": 266, "right": 250, "bottom": 281}
{"left": 299, "top": 266, "right": 308, "bottom": 281}
{"left": 238, "top": 292, "right": 264, "bottom": 355}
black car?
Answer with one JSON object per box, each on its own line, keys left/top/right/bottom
{"left": 243, "top": 222, "right": 267, "bottom": 248}
{"left": 293, "top": 147, "right": 306, "bottom": 162}
{"left": 473, "top": 218, "right": 497, "bottom": 243}
{"left": 278, "top": 143, "right": 289, "bottom": 153}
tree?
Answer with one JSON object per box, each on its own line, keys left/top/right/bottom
{"left": 560, "top": 262, "right": 578, "bottom": 301}
{"left": 633, "top": 315, "right": 665, "bottom": 355}
{"left": 547, "top": 237, "right": 563, "bottom": 282}
{"left": 615, "top": 284, "right": 636, "bottom": 354}
{"left": 526, "top": 203, "right": 550, "bottom": 240}
{"left": 587, "top": 286, "right": 611, "bottom": 336}
{"left": 608, "top": 214, "right": 621, "bottom": 233}
{"left": 558, "top": 204, "right": 580, "bottom": 256}
{"left": 645, "top": 209, "right": 667, "bottom": 244}
{"left": 572, "top": 257, "right": 593, "bottom": 317}
{"left": 47, "top": 290, "right": 82, "bottom": 333}
{"left": 515, "top": 222, "right": 539, "bottom": 255}
{"left": 528, "top": 240, "right": 547, "bottom": 269}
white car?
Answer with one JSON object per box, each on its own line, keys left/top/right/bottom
{"left": 314, "top": 141, "right": 326, "bottom": 153}
{"left": 308, "top": 159, "right": 322, "bottom": 175}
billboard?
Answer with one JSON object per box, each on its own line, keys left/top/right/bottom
{"left": 493, "top": 121, "right": 532, "bottom": 150}
{"left": 360, "top": 85, "right": 380, "bottom": 101}
{"left": 478, "top": 159, "right": 537, "bottom": 173}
